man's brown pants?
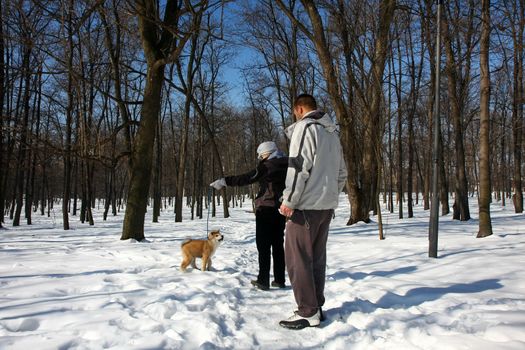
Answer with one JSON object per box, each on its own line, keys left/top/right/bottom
{"left": 285, "top": 209, "right": 333, "bottom": 317}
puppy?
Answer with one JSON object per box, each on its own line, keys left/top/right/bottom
{"left": 180, "top": 230, "right": 224, "bottom": 272}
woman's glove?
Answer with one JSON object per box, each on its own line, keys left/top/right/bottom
{"left": 210, "top": 178, "right": 227, "bottom": 190}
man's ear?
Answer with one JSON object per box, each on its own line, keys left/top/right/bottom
{"left": 295, "top": 106, "right": 301, "bottom": 115}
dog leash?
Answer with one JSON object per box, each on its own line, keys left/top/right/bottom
{"left": 206, "top": 187, "right": 212, "bottom": 237}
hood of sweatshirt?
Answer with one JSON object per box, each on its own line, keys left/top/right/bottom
{"left": 285, "top": 111, "right": 337, "bottom": 139}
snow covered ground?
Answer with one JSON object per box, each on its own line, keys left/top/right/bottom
{"left": 0, "top": 196, "right": 524, "bottom": 350}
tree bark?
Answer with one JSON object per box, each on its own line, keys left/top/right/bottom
{"left": 477, "top": 0, "right": 493, "bottom": 238}
{"left": 152, "top": 118, "right": 162, "bottom": 222}
{"left": 26, "top": 66, "right": 43, "bottom": 224}
{"left": 394, "top": 47, "right": 403, "bottom": 219}
{"left": 0, "top": 0, "right": 6, "bottom": 227}
{"left": 122, "top": 64, "right": 165, "bottom": 240}
{"left": 443, "top": 4, "right": 471, "bottom": 221}
{"left": 276, "top": 0, "right": 396, "bottom": 225}
{"left": 62, "top": 0, "right": 75, "bottom": 230}
{"left": 99, "top": 2, "right": 133, "bottom": 163}
{"left": 511, "top": 0, "right": 524, "bottom": 213}
{"left": 121, "top": 0, "right": 206, "bottom": 240}
{"left": 13, "top": 45, "right": 32, "bottom": 226}
{"left": 439, "top": 131, "right": 450, "bottom": 215}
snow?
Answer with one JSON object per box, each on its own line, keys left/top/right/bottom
{"left": 1, "top": 196, "right": 524, "bottom": 349}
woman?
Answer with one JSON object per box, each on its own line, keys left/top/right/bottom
{"left": 210, "top": 141, "right": 288, "bottom": 290}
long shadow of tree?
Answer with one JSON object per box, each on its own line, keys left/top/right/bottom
{"left": 329, "top": 279, "right": 503, "bottom": 318}
{"left": 328, "top": 266, "right": 418, "bottom": 281}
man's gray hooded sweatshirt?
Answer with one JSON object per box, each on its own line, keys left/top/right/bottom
{"left": 282, "top": 110, "right": 347, "bottom": 210}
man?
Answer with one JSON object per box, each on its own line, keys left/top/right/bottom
{"left": 279, "top": 94, "right": 347, "bottom": 330}
{"left": 210, "top": 141, "right": 288, "bottom": 290}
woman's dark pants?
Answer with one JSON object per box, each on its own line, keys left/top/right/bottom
{"left": 255, "top": 207, "right": 286, "bottom": 286}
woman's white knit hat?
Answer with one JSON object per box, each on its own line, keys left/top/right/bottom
{"left": 257, "top": 141, "right": 278, "bottom": 158}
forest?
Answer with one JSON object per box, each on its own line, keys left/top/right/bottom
{"left": 0, "top": 0, "right": 523, "bottom": 240}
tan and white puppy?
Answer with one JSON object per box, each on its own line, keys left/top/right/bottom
{"left": 180, "top": 230, "right": 224, "bottom": 272}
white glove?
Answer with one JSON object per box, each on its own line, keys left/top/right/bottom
{"left": 210, "top": 178, "right": 227, "bottom": 190}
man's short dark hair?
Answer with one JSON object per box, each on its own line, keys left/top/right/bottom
{"left": 294, "top": 94, "right": 317, "bottom": 110}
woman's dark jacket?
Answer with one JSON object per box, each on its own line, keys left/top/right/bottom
{"left": 225, "top": 155, "right": 288, "bottom": 211}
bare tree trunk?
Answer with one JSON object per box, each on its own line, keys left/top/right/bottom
{"left": 8, "top": 60, "right": 24, "bottom": 223}
{"left": 13, "top": 44, "right": 32, "bottom": 227}
{"left": 5, "top": 27, "right": 17, "bottom": 223}
{"left": 103, "top": 167, "right": 113, "bottom": 221}
{"left": 396, "top": 106, "right": 403, "bottom": 219}
{"left": 423, "top": 107, "right": 432, "bottom": 211}
{"left": 72, "top": 158, "right": 79, "bottom": 217}
{"left": 152, "top": 118, "right": 162, "bottom": 222}
{"left": 62, "top": 0, "right": 75, "bottom": 230}
{"left": 439, "top": 131, "right": 450, "bottom": 215}
{"left": 26, "top": 66, "right": 43, "bottom": 224}
{"left": 499, "top": 94, "right": 508, "bottom": 207}
{"left": 407, "top": 111, "right": 414, "bottom": 218}
{"left": 0, "top": 0, "right": 6, "bottom": 227}
{"left": 175, "top": 25, "right": 206, "bottom": 222}
{"left": 175, "top": 89, "right": 192, "bottom": 221}
{"left": 443, "top": 4, "right": 471, "bottom": 221}
{"left": 511, "top": 0, "right": 524, "bottom": 213}
{"left": 392, "top": 39, "right": 403, "bottom": 219}
{"left": 477, "top": 0, "right": 493, "bottom": 238}
{"left": 197, "top": 115, "right": 204, "bottom": 219}
{"left": 182, "top": 94, "right": 229, "bottom": 218}
{"left": 377, "top": 167, "right": 385, "bottom": 240}
{"left": 388, "top": 82, "right": 394, "bottom": 213}
{"left": 276, "top": 0, "right": 396, "bottom": 225}
{"left": 395, "top": 69, "right": 403, "bottom": 219}
{"left": 122, "top": 64, "right": 165, "bottom": 240}
{"left": 420, "top": 0, "right": 443, "bottom": 214}
{"left": 40, "top": 104, "right": 52, "bottom": 217}
{"left": 166, "top": 47, "right": 230, "bottom": 218}
{"left": 122, "top": 0, "right": 203, "bottom": 240}
{"left": 167, "top": 72, "right": 180, "bottom": 216}
{"left": 99, "top": 1, "right": 133, "bottom": 163}
{"left": 405, "top": 21, "right": 423, "bottom": 219}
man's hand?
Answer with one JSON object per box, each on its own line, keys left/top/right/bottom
{"left": 279, "top": 204, "right": 294, "bottom": 218}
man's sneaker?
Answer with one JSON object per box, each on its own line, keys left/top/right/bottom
{"left": 294, "top": 307, "right": 326, "bottom": 321}
{"left": 250, "top": 280, "right": 269, "bottom": 291}
{"left": 279, "top": 310, "right": 320, "bottom": 329}
{"left": 271, "top": 280, "right": 286, "bottom": 289}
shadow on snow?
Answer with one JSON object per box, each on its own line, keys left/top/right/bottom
{"left": 327, "top": 278, "right": 503, "bottom": 321}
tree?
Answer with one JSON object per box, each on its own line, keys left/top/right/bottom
{"left": 0, "top": 0, "right": 6, "bottom": 228}
{"left": 506, "top": 0, "right": 524, "bottom": 213}
{"left": 12, "top": 19, "right": 33, "bottom": 226}
{"left": 276, "top": 0, "right": 396, "bottom": 225}
{"left": 61, "top": 0, "right": 76, "bottom": 230}
{"left": 121, "top": 0, "right": 209, "bottom": 241}
{"left": 174, "top": 24, "right": 204, "bottom": 223}
{"left": 477, "top": 0, "right": 493, "bottom": 238}
{"left": 442, "top": 0, "right": 475, "bottom": 221}
{"left": 419, "top": 0, "right": 450, "bottom": 216}
{"left": 98, "top": 0, "right": 134, "bottom": 163}
{"left": 240, "top": 0, "right": 313, "bottom": 136}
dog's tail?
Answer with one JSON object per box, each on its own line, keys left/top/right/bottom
{"left": 181, "top": 239, "right": 192, "bottom": 247}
